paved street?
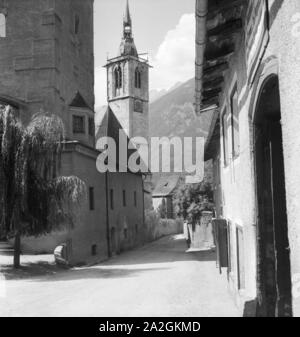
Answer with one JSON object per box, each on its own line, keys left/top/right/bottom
{"left": 0, "top": 235, "right": 240, "bottom": 317}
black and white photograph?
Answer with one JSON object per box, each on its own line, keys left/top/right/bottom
{"left": 0, "top": 0, "right": 300, "bottom": 321}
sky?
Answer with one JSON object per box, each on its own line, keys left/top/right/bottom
{"left": 94, "top": 0, "right": 195, "bottom": 107}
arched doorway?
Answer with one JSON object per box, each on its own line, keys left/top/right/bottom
{"left": 253, "top": 75, "right": 292, "bottom": 317}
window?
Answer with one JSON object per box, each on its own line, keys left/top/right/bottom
{"left": 0, "top": 13, "right": 6, "bottom": 38}
{"left": 135, "top": 68, "right": 141, "bottom": 89}
{"left": 110, "top": 189, "right": 114, "bottom": 210}
{"left": 89, "top": 187, "right": 94, "bottom": 211}
{"left": 91, "top": 244, "right": 97, "bottom": 256}
{"left": 88, "top": 117, "right": 94, "bottom": 136}
{"left": 236, "top": 226, "right": 245, "bottom": 290}
{"left": 227, "top": 222, "right": 232, "bottom": 274}
{"left": 222, "top": 109, "right": 229, "bottom": 166}
{"left": 74, "top": 14, "right": 80, "bottom": 35}
{"left": 230, "top": 85, "right": 240, "bottom": 158}
{"left": 134, "top": 191, "right": 137, "bottom": 207}
{"left": 114, "top": 66, "right": 122, "bottom": 90}
{"left": 73, "top": 115, "right": 85, "bottom": 134}
{"left": 122, "top": 190, "right": 126, "bottom": 207}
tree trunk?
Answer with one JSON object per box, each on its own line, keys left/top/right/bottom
{"left": 13, "top": 231, "right": 21, "bottom": 269}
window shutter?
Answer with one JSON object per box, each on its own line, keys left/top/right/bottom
{"left": 212, "top": 219, "right": 229, "bottom": 273}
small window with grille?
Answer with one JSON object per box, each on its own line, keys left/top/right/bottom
{"left": 73, "top": 115, "right": 85, "bottom": 134}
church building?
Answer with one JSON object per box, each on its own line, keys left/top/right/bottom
{"left": 0, "top": 0, "right": 148, "bottom": 265}
{"left": 96, "top": 0, "right": 153, "bottom": 254}
{"left": 105, "top": 0, "right": 150, "bottom": 145}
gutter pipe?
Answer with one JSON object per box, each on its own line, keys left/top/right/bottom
{"left": 195, "top": 0, "right": 208, "bottom": 115}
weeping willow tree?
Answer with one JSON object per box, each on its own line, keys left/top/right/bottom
{"left": 0, "top": 106, "right": 86, "bottom": 268}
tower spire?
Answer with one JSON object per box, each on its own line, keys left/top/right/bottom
{"left": 123, "top": 0, "right": 132, "bottom": 39}
{"left": 124, "top": 0, "right": 132, "bottom": 27}
{"left": 119, "top": 0, "right": 138, "bottom": 57}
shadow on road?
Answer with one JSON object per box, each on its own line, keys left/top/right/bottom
{"left": 2, "top": 262, "right": 170, "bottom": 282}
{"left": 109, "top": 236, "right": 216, "bottom": 266}
{"left": 1, "top": 261, "right": 65, "bottom": 280}
{"left": 1, "top": 236, "right": 216, "bottom": 282}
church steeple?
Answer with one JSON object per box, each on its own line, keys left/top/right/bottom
{"left": 119, "top": 0, "right": 138, "bottom": 57}
{"left": 124, "top": 0, "right": 132, "bottom": 34}
{"left": 105, "top": 0, "right": 150, "bottom": 142}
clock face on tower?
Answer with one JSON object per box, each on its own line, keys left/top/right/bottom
{"left": 134, "top": 99, "right": 143, "bottom": 113}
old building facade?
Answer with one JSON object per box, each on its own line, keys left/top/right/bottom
{"left": 152, "top": 176, "right": 181, "bottom": 219}
{"left": 0, "top": 0, "right": 94, "bottom": 138}
{"left": 0, "top": 0, "right": 109, "bottom": 265}
{"left": 96, "top": 106, "right": 145, "bottom": 256}
{"left": 0, "top": 0, "right": 147, "bottom": 265}
{"left": 196, "top": 0, "right": 300, "bottom": 316}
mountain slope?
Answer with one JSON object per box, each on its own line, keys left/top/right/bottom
{"left": 149, "top": 78, "right": 213, "bottom": 186}
{"left": 149, "top": 78, "right": 212, "bottom": 139}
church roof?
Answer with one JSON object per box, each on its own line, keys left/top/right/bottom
{"left": 96, "top": 106, "right": 146, "bottom": 174}
{"left": 69, "top": 92, "right": 93, "bottom": 110}
{"left": 96, "top": 106, "right": 124, "bottom": 146}
{"left": 119, "top": 39, "right": 138, "bottom": 58}
{"left": 153, "top": 175, "right": 181, "bottom": 198}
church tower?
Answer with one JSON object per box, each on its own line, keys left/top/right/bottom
{"left": 0, "top": 0, "right": 95, "bottom": 148}
{"left": 105, "top": 0, "right": 150, "bottom": 143}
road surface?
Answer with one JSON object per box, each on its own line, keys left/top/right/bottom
{"left": 0, "top": 235, "right": 240, "bottom": 317}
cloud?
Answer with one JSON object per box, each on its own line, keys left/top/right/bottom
{"left": 95, "top": 13, "right": 195, "bottom": 107}
{"left": 150, "top": 13, "right": 195, "bottom": 91}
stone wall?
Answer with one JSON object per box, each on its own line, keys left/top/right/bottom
{"left": 144, "top": 210, "right": 182, "bottom": 242}
{"left": 107, "top": 172, "right": 145, "bottom": 254}
{"left": 60, "top": 144, "right": 109, "bottom": 266}
{"left": 216, "top": 13, "right": 257, "bottom": 310}
{"left": 265, "top": 0, "right": 300, "bottom": 316}
{"left": 212, "top": 0, "right": 300, "bottom": 315}
{"left": 0, "top": 0, "right": 94, "bottom": 138}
